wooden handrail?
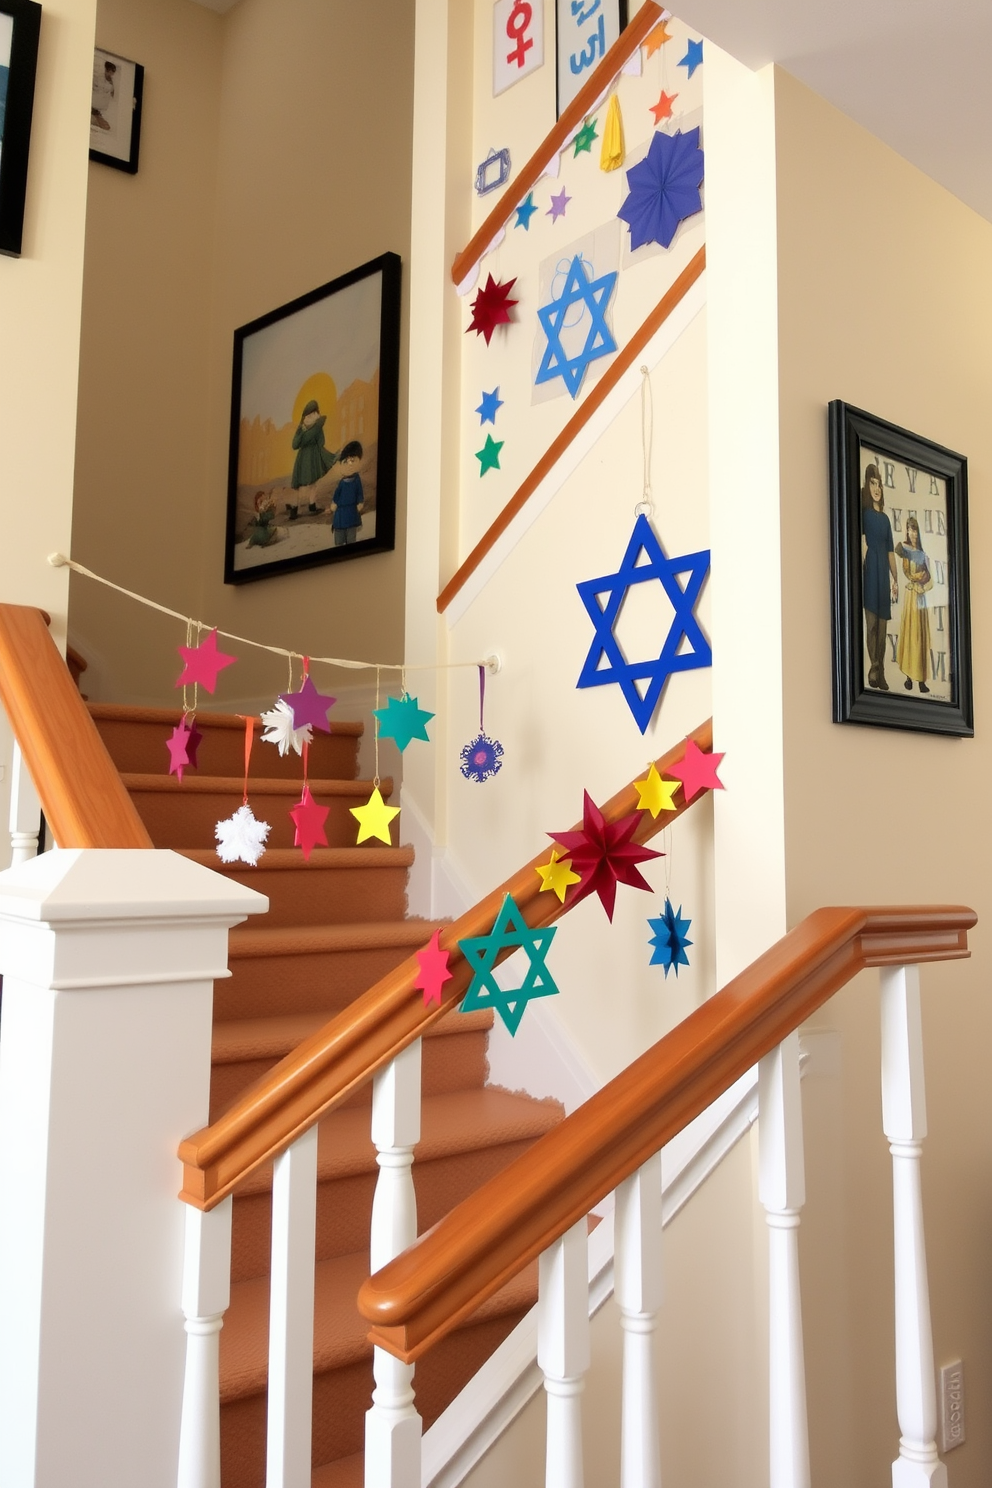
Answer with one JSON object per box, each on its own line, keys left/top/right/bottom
{"left": 451, "top": 1, "right": 663, "bottom": 286}
{"left": 0, "top": 604, "right": 151, "bottom": 849}
{"left": 358, "top": 903, "right": 976, "bottom": 1362}
{"left": 437, "top": 247, "right": 706, "bottom": 614}
{"left": 178, "top": 718, "right": 714, "bottom": 1209}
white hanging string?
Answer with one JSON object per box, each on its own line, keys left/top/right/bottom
{"left": 634, "top": 364, "right": 654, "bottom": 517}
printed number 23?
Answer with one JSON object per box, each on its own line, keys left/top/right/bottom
{"left": 570, "top": 13, "right": 605, "bottom": 73}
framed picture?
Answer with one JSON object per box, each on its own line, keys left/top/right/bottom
{"left": 556, "top": 0, "right": 627, "bottom": 117}
{"left": 0, "top": 0, "right": 41, "bottom": 258}
{"left": 224, "top": 252, "right": 401, "bottom": 585}
{"left": 829, "top": 400, "right": 973, "bottom": 737}
{"left": 89, "top": 46, "right": 143, "bottom": 174}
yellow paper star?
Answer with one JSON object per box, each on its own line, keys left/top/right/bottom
{"left": 644, "top": 20, "right": 672, "bottom": 56}
{"left": 351, "top": 786, "right": 400, "bottom": 845}
{"left": 633, "top": 763, "right": 679, "bottom": 819}
{"left": 535, "top": 848, "right": 582, "bottom": 903}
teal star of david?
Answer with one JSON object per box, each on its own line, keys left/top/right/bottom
{"left": 576, "top": 513, "right": 711, "bottom": 734}
{"left": 458, "top": 893, "right": 560, "bottom": 1036}
{"left": 373, "top": 692, "right": 435, "bottom": 752}
{"left": 536, "top": 256, "right": 618, "bottom": 399}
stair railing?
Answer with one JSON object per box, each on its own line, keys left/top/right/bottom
{"left": 359, "top": 905, "right": 975, "bottom": 1488}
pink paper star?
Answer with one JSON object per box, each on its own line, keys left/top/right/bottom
{"left": 414, "top": 928, "right": 453, "bottom": 1008}
{"left": 166, "top": 718, "right": 200, "bottom": 782}
{"left": 176, "top": 629, "right": 237, "bottom": 694}
{"left": 279, "top": 675, "right": 337, "bottom": 733}
{"left": 547, "top": 187, "right": 571, "bottom": 222}
{"left": 289, "top": 786, "right": 330, "bottom": 861}
{"left": 667, "top": 739, "right": 725, "bottom": 802}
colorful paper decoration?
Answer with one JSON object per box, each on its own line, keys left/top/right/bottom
{"left": 166, "top": 715, "right": 202, "bottom": 782}
{"left": 643, "top": 19, "right": 672, "bottom": 55}
{"left": 667, "top": 738, "right": 725, "bottom": 802}
{"left": 373, "top": 692, "right": 435, "bottom": 752}
{"left": 176, "top": 628, "right": 236, "bottom": 694}
{"left": 599, "top": 94, "right": 625, "bottom": 172}
{"left": 460, "top": 664, "right": 504, "bottom": 783}
{"left": 414, "top": 929, "right": 453, "bottom": 1008}
{"left": 536, "top": 255, "right": 618, "bottom": 399}
{"left": 648, "top": 898, "right": 693, "bottom": 977}
{"left": 475, "top": 146, "right": 511, "bottom": 195}
{"left": 617, "top": 127, "right": 704, "bottom": 251}
{"left": 546, "top": 186, "right": 571, "bottom": 222}
{"left": 576, "top": 513, "right": 711, "bottom": 733}
{"left": 678, "top": 38, "right": 703, "bottom": 77}
{"left": 351, "top": 785, "right": 400, "bottom": 845}
{"left": 550, "top": 790, "right": 662, "bottom": 921}
{"left": 514, "top": 192, "right": 538, "bottom": 230}
{"left": 572, "top": 118, "right": 598, "bottom": 156}
{"left": 649, "top": 89, "right": 678, "bottom": 124}
{"left": 493, "top": 0, "right": 544, "bottom": 95}
{"left": 290, "top": 785, "right": 329, "bottom": 861}
{"left": 467, "top": 274, "right": 519, "bottom": 345}
{"left": 476, "top": 434, "right": 504, "bottom": 476}
{"left": 476, "top": 387, "right": 504, "bottom": 424}
{"left": 633, "top": 762, "right": 679, "bottom": 819}
{"left": 459, "top": 893, "right": 560, "bottom": 1035}
{"left": 215, "top": 804, "right": 270, "bottom": 866}
{"left": 279, "top": 674, "right": 336, "bottom": 734}
{"left": 535, "top": 847, "right": 582, "bottom": 903}
{"left": 260, "top": 697, "right": 312, "bottom": 757}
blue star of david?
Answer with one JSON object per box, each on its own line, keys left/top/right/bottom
{"left": 576, "top": 513, "right": 711, "bottom": 734}
{"left": 458, "top": 893, "right": 560, "bottom": 1036}
{"left": 536, "top": 256, "right": 618, "bottom": 399}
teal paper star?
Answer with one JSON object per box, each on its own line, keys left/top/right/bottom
{"left": 373, "top": 692, "right": 435, "bottom": 752}
{"left": 476, "top": 433, "right": 504, "bottom": 475}
{"left": 515, "top": 192, "right": 538, "bottom": 230}
{"left": 459, "top": 894, "right": 560, "bottom": 1035}
{"left": 678, "top": 38, "right": 703, "bottom": 77}
{"left": 476, "top": 387, "right": 503, "bottom": 424}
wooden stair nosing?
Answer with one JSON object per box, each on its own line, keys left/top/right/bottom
{"left": 213, "top": 1007, "right": 494, "bottom": 1065}
{"left": 88, "top": 701, "right": 363, "bottom": 735}
{"left": 121, "top": 772, "right": 394, "bottom": 799}
{"left": 227, "top": 918, "right": 446, "bottom": 959}
{"left": 179, "top": 845, "right": 415, "bottom": 870}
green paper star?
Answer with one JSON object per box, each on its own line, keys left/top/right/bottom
{"left": 573, "top": 118, "right": 598, "bottom": 156}
{"left": 476, "top": 433, "right": 504, "bottom": 476}
{"left": 373, "top": 692, "right": 435, "bottom": 752}
{"left": 459, "top": 894, "right": 560, "bottom": 1036}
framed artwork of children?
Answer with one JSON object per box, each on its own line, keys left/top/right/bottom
{"left": 89, "top": 46, "right": 143, "bottom": 174}
{"left": 0, "top": 0, "right": 41, "bottom": 257}
{"left": 829, "top": 400, "right": 973, "bottom": 737}
{"left": 224, "top": 252, "right": 401, "bottom": 585}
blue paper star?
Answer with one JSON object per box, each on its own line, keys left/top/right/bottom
{"left": 576, "top": 513, "right": 711, "bottom": 733}
{"left": 515, "top": 192, "right": 538, "bottom": 230}
{"left": 536, "top": 256, "right": 618, "bottom": 399}
{"left": 678, "top": 38, "right": 703, "bottom": 77}
{"left": 373, "top": 692, "right": 435, "bottom": 752}
{"left": 648, "top": 898, "right": 693, "bottom": 977}
{"left": 476, "top": 387, "right": 504, "bottom": 425}
{"left": 618, "top": 128, "right": 704, "bottom": 251}
{"left": 459, "top": 893, "right": 560, "bottom": 1035}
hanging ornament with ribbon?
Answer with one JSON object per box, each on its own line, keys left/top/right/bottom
{"left": 460, "top": 664, "right": 504, "bottom": 783}
{"left": 351, "top": 667, "right": 401, "bottom": 844}
{"left": 287, "top": 658, "right": 330, "bottom": 860}
{"left": 647, "top": 825, "right": 693, "bottom": 977}
{"left": 215, "top": 716, "right": 271, "bottom": 866}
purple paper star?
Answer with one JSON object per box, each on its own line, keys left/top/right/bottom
{"left": 279, "top": 675, "right": 337, "bottom": 733}
{"left": 547, "top": 187, "right": 571, "bottom": 222}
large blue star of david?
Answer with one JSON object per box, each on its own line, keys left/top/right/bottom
{"left": 458, "top": 893, "right": 560, "bottom": 1036}
{"left": 536, "top": 255, "right": 618, "bottom": 399}
{"left": 576, "top": 513, "right": 711, "bottom": 734}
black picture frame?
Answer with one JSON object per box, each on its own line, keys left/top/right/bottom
{"left": 224, "top": 252, "right": 401, "bottom": 586}
{"left": 0, "top": 0, "right": 41, "bottom": 258}
{"left": 89, "top": 46, "right": 143, "bottom": 174}
{"left": 829, "top": 400, "right": 973, "bottom": 737}
{"left": 555, "top": 0, "right": 628, "bottom": 118}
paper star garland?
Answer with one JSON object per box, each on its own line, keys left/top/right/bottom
{"left": 215, "top": 803, "right": 270, "bottom": 866}
{"left": 459, "top": 893, "right": 560, "bottom": 1035}
{"left": 633, "top": 762, "right": 679, "bottom": 818}
{"left": 667, "top": 739, "right": 725, "bottom": 802}
{"left": 514, "top": 192, "right": 538, "bottom": 230}
{"left": 176, "top": 628, "right": 236, "bottom": 694}
{"left": 617, "top": 127, "right": 704, "bottom": 251}
{"left": 535, "top": 847, "right": 582, "bottom": 903}
{"left": 279, "top": 675, "right": 336, "bottom": 733}
{"left": 476, "top": 434, "right": 504, "bottom": 476}
{"left": 414, "top": 929, "right": 453, "bottom": 1008}
{"left": 290, "top": 786, "right": 330, "bottom": 861}
{"left": 351, "top": 786, "right": 400, "bottom": 845}
{"left": 550, "top": 790, "right": 662, "bottom": 921}
{"left": 547, "top": 187, "right": 571, "bottom": 222}
{"left": 643, "top": 19, "right": 672, "bottom": 55}
{"left": 373, "top": 692, "right": 435, "bottom": 752}
{"left": 260, "top": 697, "right": 313, "bottom": 757}
{"left": 476, "top": 387, "right": 504, "bottom": 425}
{"left": 648, "top": 898, "right": 693, "bottom": 977}
{"left": 678, "top": 38, "right": 703, "bottom": 77}
{"left": 576, "top": 513, "right": 711, "bottom": 733}
{"left": 536, "top": 256, "right": 618, "bottom": 399}
{"left": 467, "top": 274, "right": 518, "bottom": 344}
{"left": 649, "top": 89, "right": 678, "bottom": 124}
{"left": 166, "top": 716, "right": 202, "bottom": 782}
{"left": 460, "top": 732, "right": 504, "bottom": 783}
{"left": 573, "top": 118, "right": 598, "bottom": 156}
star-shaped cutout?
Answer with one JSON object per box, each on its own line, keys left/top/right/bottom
{"left": 648, "top": 898, "right": 693, "bottom": 977}
{"left": 633, "top": 762, "right": 679, "bottom": 819}
{"left": 514, "top": 192, "right": 538, "bottom": 230}
{"left": 215, "top": 803, "right": 270, "bottom": 866}
{"left": 289, "top": 786, "right": 330, "bottom": 861}
{"left": 476, "top": 434, "right": 504, "bottom": 476}
{"left": 476, "top": 387, "right": 503, "bottom": 425}
{"left": 547, "top": 187, "right": 571, "bottom": 222}
{"left": 535, "top": 847, "right": 582, "bottom": 904}
{"left": 618, "top": 127, "right": 704, "bottom": 251}
{"left": 351, "top": 786, "right": 400, "bottom": 845}
{"left": 573, "top": 118, "right": 598, "bottom": 156}
{"left": 536, "top": 255, "right": 618, "bottom": 399}
{"left": 466, "top": 274, "right": 518, "bottom": 345}
{"left": 166, "top": 717, "right": 202, "bottom": 782}
{"left": 459, "top": 893, "right": 560, "bottom": 1036}
{"left": 649, "top": 89, "right": 678, "bottom": 124}
{"left": 643, "top": 19, "right": 672, "bottom": 56}
{"left": 414, "top": 929, "right": 453, "bottom": 1008}
{"left": 550, "top": 791, "right": 662, "bottom": 922}
{"left": 678, "top": 38, "right": 703, "bottom": 77}
{"left": 279, "top": 675, "right": 336, "bottom": 733}
{"left": 260, "top": 697, "right": 312, "bottom": 757}
{"left": 176, "top": 629, "right": 236, "bottom": 694}
{"left": 373, "top": 692, "right": 435, "bottom": 752}
{"left": 667, "top": 738, "right": 725, "bottom": 802}
{"left": 576, "top": 513, "right": 711, "bottom": 733}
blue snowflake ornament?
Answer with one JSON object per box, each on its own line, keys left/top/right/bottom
{"left": 617, "top": 128, "right": 704, "bottom": 251}
{"left": 648, "top": 898, "right": 693, "bottom": 977}
{"left": 536, "top": 256, "right": 618, "bottom": 399}
{"left": 460, "top": 732, "right": 504, "bottom": 783}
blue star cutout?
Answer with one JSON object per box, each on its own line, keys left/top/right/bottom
{"left": 373, "top": 692, "right": 435, "bottom": 752}
{"left": 576, "top": 513, "right": 711, "bottom": 733}
{"left": 459, "top": 893, "right": 560, "bottom": 1036}
{"left": 678, "top": 38, "right": 703, "bottom": 77}
{"left": 514, "top": 192, "right": 538, "bottom": 230}
{"left": 648, "top": 898, "right": 693, "bottom": 977}
{"left": 476, "top": 386, "right": 504, "bottom": 425}
{"left": 536, "top": 256, "right": 618, "bottom": 399}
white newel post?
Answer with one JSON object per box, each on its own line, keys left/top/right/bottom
{"left": 178, "top": 1199, "right": 233, "bottom": 1488}
{"left": 615, "top": 1152, "right": 663, "bottom": 1488}
{"left": 9, "top": 742, "right": 42, "bottom": 863}
{"left": 0, "top": 848, "right": 266, "bottom": 1488}
{"left": 759, "top": 1030, "right": 811, "bottom": 1488}
{"left": 538, "top": 1218, "right": 590, "bottom": 1488}
{"left": 880, "top": 964, "right": 947, "bottom": 1488}
{"left": 365, "top": 1038, "right": 423, "bottom": 1488}
{"left": 266, "top": 1124, "right": 319, "bottom": 1488}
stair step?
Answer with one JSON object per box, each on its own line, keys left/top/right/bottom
{"left": 178, "top": 847, "right": 414, "bottom": 928}
{"left": 312, "top": 1456, "right": 362, "bottom": 1488}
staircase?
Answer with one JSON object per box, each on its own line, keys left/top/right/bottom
{"left": 88, "top": 703, "right": 564, "bottom": 1488}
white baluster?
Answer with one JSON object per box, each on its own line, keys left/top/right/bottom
{"left": 9, "top": 742, "right": 41, "bottom": 862}
{"left": 267, "top": 1124, "right": 319, "bottom": 1488}
{"left": 538, "top": 1218, "right": 590, "bottom": 1488}
{"left": 759, "top": 1030, "right": 810, "bottom": 1488}
{"left": 178, "top": 1197, "right": 233, "bottom": 1488}
{"left": 880, "top": 964, "right": 947, "bottom": 1488}
{"left": 615, "top": 1152, "right": 663, "bottom": 1488}
{"left": 365, "top": 1039, "right": 422, "bottom": 1488}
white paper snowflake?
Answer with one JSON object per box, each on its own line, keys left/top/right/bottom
{"left": 215, "top": 804, "right": 271, "bottom": 866}
{"left": 260, "top": 697, "right": 313, "bottom": 757}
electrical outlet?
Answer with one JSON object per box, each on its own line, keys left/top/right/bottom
{"left": 939, "top": 1360, "right": 965, "bottom": 1452}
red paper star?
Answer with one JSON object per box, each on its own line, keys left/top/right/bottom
{"left": 550, "top": 791, "right": 662, "bottom": 922}
{"left": 467, "top": 274, "right": 518, "bottom": 345}
{"left": 289, "top": 786, "right": 330, "bottom": 861}
{"left": 414, "top": 929, "right": 453, "bottom": 1008}
{"left": 166, "top": 717, "right": 202, "bottom": 782}
{"left": 667, "top": 739, "right": 725, "bottom": 802}
{"left": 649, "top": 89, "right": 678, "bottom": 124}
{"left": 176, "top": 629, "right": 237, "bottom": 694}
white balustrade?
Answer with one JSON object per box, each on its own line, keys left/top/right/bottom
{"left": 8, "top": 741, "right": 41, "bottom": 863}
{"left": 266, "top": 1125, "right": 319, "bottom": 1488}
{"left": 538, "top": 1217, "right": 590, "bottom": 1488}
{"left": 178, "top": 1199, "right": 233, "bottom": 1488}
{"left": 615, "top": 1152, "right": 663, "bottom": 1488}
